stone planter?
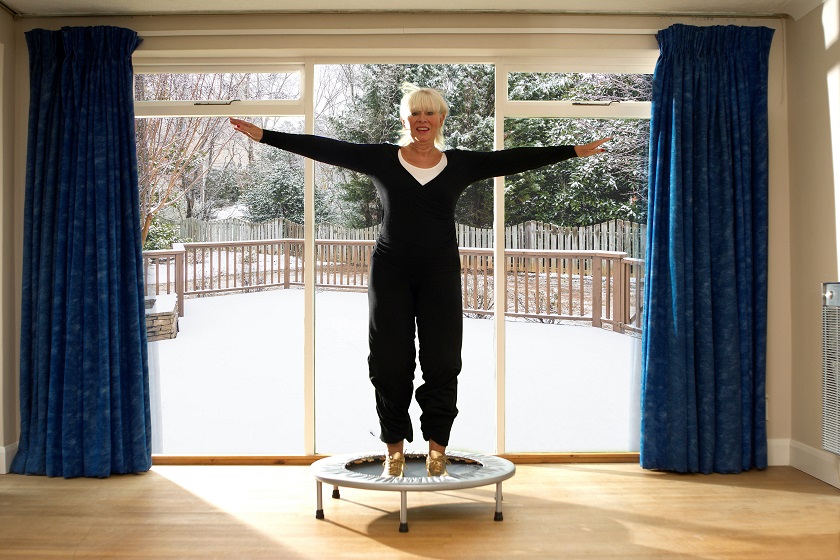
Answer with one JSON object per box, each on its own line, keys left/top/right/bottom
{"left": 145, "top": 295, "right": 178, "bottom": 342}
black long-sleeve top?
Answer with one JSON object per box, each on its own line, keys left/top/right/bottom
{"left": 260, "top": 130, "right": 578, "bottom": 270}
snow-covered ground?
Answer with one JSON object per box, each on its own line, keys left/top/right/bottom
{"left": 148, "top": 289, "right": 642, "bottom": 456}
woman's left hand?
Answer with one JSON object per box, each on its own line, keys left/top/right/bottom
{"left": 574, "top": 138, "right": 611, "bottom": 157}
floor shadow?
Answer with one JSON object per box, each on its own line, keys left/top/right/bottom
{"left": 0, "top": 469, "right": 296, "bottom": 559}
{"left": 4, "top": 464, "right": 838, "bottom": 559}
{"left": 313, "top": 465, "right": 840, "bottom": 560}
{"left": 325, "top": 486, "right": 706, "bottom": 560}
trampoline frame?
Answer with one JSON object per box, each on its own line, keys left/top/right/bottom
{"left": 311, "top": 450, "right": 516, "bottom": 532}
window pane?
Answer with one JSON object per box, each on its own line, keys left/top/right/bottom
{"left": 135, "top": 72, "right": 301, "bottom": 101}
{"left": 508, "top": 72, "right": 652, "bottom": 102}
{"left": 142, "top": 115, "right": 307, "bottom": 455}
{"left": 312, "top": 63, "right": 497, "bottom": 455}
{"left": 503, "top": 116, "right": 646, "bottom": 453}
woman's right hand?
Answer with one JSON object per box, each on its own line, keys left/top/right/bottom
{"left": 229, "top": 117, "right": 263, "bottom": 142}
{"left": 574, "top": 137, "right": 611, "bottom": 157}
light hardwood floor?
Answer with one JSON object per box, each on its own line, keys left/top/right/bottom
{"left": 1, "top": 463, "right": 839, "bottom": 559}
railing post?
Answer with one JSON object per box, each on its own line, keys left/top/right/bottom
{"left": 614, "top": 253, "right": 628, "bottom": 333}
{"left": 592, "top": 256, "right": 603, "bottom": 328}
{"left": 283, "top": 240, "right": 291, "bottom": 289}
{"left": 173, "top": 243, "right": 186, "bottom": 317}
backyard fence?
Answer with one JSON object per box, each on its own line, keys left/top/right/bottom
{"left": 174, "top": 217, "right": 380, "bottom": 245}
{"left": 170, "top": 217, "right": 646, "bottom": 259}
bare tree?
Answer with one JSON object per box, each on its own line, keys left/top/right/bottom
{"left": 134, "top": 71, "right": 298, "bottom": 244}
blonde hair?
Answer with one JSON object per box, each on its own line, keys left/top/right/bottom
{"left": 398, "top": 82, "right": 448, "bottom": 150}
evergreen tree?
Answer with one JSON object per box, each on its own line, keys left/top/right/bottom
{"left": 504, "top": 72, "right": 650, "bottom": 226}
{"left": 505, "top": 117, "right": 648, "bottom": 226}
{"left": 241, "top": 145, "right": 335, "bottom": 224}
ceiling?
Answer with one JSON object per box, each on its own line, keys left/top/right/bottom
{"left": 0, "top": 0, "right": 827, "bottom": 21}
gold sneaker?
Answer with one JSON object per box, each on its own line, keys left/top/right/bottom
{"left": 426, "top": 450, "right": 449, "bottom": 477}
{"left": 382, "top": 452, "right": 405, "bottom": 477}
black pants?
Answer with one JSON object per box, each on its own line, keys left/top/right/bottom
{"left": 367, "top": 252, "right": 462, "bottom": 446}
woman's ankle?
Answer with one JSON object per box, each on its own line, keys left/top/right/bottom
{"left": 428, "top": 439, "right": 446, "bottom": 455}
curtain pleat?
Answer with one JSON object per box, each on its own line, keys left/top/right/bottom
{"left": 641, "top": 24, "right": 773, "bottom": 474}
{"left": 12, "top": 26, "right": 149, "bottom": 478}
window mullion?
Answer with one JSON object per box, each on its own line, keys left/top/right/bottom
{"left": 494, "top": 62, "right": 507, "bottom": 456}
{"left": 303, "top": 58, "right": 316, "bottom": 456}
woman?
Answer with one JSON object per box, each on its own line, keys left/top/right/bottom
{"left": 231, "top": 83, "right": 609, "bottom": 478}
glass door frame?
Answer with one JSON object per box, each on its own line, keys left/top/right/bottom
{"left": 492, "top": 60, "right": 652, "bottom": 452}
{"left": 134, "top": 55, "right": 654, "bottom": 456}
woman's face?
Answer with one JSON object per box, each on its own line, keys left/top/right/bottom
{"left": 402, "top": 108, "right": 444, "bottom": 145}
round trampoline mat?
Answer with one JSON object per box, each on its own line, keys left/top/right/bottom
{"left": 311, "top": 450, "right": 515, "bottom": 492}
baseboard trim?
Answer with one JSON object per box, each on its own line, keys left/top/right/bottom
{"left": 152, "top": 455, "right": 320, "bottom": 466}
{"left": 1, "top": 442, "right": 18, "bottom": 474}
{"left": 789, "top": 440, "right": 840, "bottom": 489}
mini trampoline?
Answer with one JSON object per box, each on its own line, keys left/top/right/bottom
{"left": 311, "top": 450, "right": 516, "bottom": 532}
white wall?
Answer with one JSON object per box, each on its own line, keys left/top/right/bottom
{"left": 786, "top": 1, "right": 840, "bottom": 487}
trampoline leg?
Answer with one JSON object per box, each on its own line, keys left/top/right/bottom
{"left": 332, "top": 485, "right": 341, "bottom": 499}
{"left": 494, "top": 482, "right": 504, "bottom": 521}
{"left": 315, "top": 481, "right": 324, "bottom": 520}
{"left": 399, "top": 491, "right": 409, "bottom": 533}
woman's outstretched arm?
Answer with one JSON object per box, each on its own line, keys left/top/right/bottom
{"left": 229, "top": 117, "right": 381, "bottom": 174}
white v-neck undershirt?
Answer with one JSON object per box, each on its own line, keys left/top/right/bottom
{"left": 398, "top": 150, "right": 448, "bottom": 185}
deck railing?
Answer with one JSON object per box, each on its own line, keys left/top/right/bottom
{"left": 143, "top": 239, "right": 644, "bottom": 334}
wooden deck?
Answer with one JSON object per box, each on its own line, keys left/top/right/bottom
{"left": 143, "top": 239, "right": 645, "bottom": 334}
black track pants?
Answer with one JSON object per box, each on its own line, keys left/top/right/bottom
{"left": 367, "top": 253, "right": 462, "bottom": 446}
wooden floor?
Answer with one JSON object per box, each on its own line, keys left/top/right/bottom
{"left": 1, "top": 463, "right": 839, "bottom": 559}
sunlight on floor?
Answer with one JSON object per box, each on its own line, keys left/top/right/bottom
{"left": 144, "top": 463, "right": 840, "bottom": 559}
{"left": 151, "top": 465, "right": 307, "bottom": 545}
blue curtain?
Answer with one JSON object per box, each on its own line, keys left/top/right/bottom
{"left": 641, "top": 24, "right": 774, "bottom": 474}
{"left": 11, "top": 26, "right": 150, "bottom": 478}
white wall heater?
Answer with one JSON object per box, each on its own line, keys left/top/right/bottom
{"left": 823, "top": 282, "right": 840, "bottom": 456}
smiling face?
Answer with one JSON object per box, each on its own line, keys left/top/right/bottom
{"left": 402, "top": 109, "right": 445, "bottom": 146}
{"left": 398, "top": 86, "right": 449, "bottom": 149}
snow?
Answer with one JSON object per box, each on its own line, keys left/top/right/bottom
{"left": 211, "top": 204, "right": 248, "bottom": 219}
{"left": 148, "top": 289, "right": 641, "bottom": 455}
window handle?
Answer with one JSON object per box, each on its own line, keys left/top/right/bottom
{"left": 194, "top": 99, "right": 240, "bottom": 106}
